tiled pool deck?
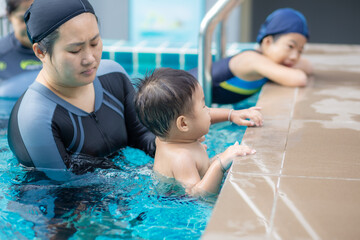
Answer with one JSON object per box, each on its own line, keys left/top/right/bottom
{"left": 202, "top": 44, "right": 360, "bottom": 239}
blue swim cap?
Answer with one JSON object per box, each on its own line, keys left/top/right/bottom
{"left": 256, "top": 8, "right": 309, "bottom": 43}
{"left": 24, "top": 0, "right": 95, "bottom": 43}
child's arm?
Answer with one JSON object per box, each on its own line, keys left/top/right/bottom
{"left": 209, "top": 107, "right": 263, "bottom": 127}
{"left": 231, "top": 51, "right": 308, "bottom": 87}
{"left": 293, "top": 57, "right": 313, "bottom": 75}
{"left": 173, "top": 142, "right": 255, "bottom": 196}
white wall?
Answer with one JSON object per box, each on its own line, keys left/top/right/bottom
{"left": 0, "top": 0, "right": 6, "bottom": 16}
{"left": 89, "top": 0, "right": 129, "bottom": 40}
{"left": 89, "top": 0, "right": 246, "bottom": 43}
{"left": 0, "top": 0, "right": 248, "bottom": 43}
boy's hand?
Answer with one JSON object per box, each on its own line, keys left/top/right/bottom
{"left": 219, "top": 141, "right": 256, "bottom": 170}
{"left": 230, "top": 107, "right": 263, "bottom": 127}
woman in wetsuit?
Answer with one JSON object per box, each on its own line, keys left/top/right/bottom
{"left": 189, "top": 8, "right": 313, "bottom": 104}
{"left": 7, "top": 0, "right": 156, "bottom": 180}
{"left": 8, "top": 0, "right": 264, "bottom": 180}
{"left": 0, "top": 0, "right": 42, "bottom": 98}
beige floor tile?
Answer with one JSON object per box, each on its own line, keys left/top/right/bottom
{"left": 256, "top": 83, "right": 297, "bottom": 120}
{"left": 283, "top": 120, "right": 360, "bottom": 179}
{"left": 242, "top": 119, "right": 290, "bottom": 150}
{"left": 273, "top": 177, "right": 360, "bottom": 240}
{"left": 204, "top": 176, "right": 360, "bottom": 240}
{"left": 231, "top": 150, "right": 284, "bottom": 176}
{"left": 294, "top": 70, "right": 360, "bottom": 121}
{"left": 203, "top": 175, "right": 278, "bottom": 239}
{"left": 233, "top": 119, "right": 290, "bottom": 175}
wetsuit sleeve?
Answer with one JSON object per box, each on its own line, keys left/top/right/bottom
{"left": 123, "top": 78, "right": 156, "bottom": 157}
{"left": 8, "top": 90, "right": 74, "bottom": 181}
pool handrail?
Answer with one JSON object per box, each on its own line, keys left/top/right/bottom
{"left": 198, "top": 0, "right": 244, "bottom": 106}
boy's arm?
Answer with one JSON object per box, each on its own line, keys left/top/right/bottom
{"left": 209, "top": 107, "right": 263, "bottom": 126}
{"left": 232, "top": 51, "right": 308, "bottom": 87}
{"left": 293, "top": 57, "right": 313, "bottom": 75}
{"left": 173, "top": 142, "right": 256, "bottom": 196}
{"left": 172, "top": 152, "right": 225, "bottom": 196}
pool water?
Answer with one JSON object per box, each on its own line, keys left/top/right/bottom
{"left": 0, "top": 93, "right": 258, "bottom": 240}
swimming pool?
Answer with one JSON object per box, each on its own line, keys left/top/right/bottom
{"left": 0, "top": 136, "right": 210, "bottom": 239}
{"left": 0, "top": 98, "right": 257, "bottom": 239}
{"left": 0, "top": 41, "right": 260, "bottom": 239}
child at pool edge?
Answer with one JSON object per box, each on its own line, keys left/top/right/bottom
{"left": 134, "top": 68, "right": 257, "bottom": 196}
{"left": 188, "top": 8, "right": 313, "bottom": 104}
{"left": 240, "top": 8, "right": 313, "bottom": 85}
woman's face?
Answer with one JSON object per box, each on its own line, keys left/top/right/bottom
{"left": 42, "top": 13, "right": 103, "bottom": 88}
{"left": 8, "top": 0, "right": 33, "bottom": 48}
{"left": 262, "top": 33, "right": 307, "bottom": 67}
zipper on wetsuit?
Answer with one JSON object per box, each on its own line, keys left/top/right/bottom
{"left": 89, "top": 111, "right": 112, "bottom": 153}
{"left": 90, "top": 112, "right": 99, "bottom": 122}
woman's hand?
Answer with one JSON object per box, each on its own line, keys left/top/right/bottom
{"left": 229, "top": 107, "right": 263, "bottom": 127}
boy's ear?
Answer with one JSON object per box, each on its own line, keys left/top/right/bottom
{"left": 262, "top": 35, "right": 274, "bottom": 46}
{"left": 33, "top": 43, "right": 46, "bottom": 60}
{"left": 176, "top": 115, "right": 189, "bottom": 132}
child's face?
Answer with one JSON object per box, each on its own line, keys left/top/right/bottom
{"left": 263, "top": 33, "right": 307, "bottom": 67}
{"left": 9, "top": 0, "right": 34, "bottom": 48}
{"left": 186, "top": 84, "right": 211, "bottom": 138}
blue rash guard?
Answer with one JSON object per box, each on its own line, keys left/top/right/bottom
{"left": 8, "top": 60, "right": 156, "bottom": 180}
{"left": 0, "top": 32, "right": 42, "bottom": 98}
{"left": 188, "top": 50, "right": 268, "bottom": 104}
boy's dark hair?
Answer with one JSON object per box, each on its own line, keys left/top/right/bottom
{"left": 135, "top": 68, "right": 199, "bottom": 138}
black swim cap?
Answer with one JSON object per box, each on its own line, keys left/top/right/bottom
{"left": 24, "top": 0, "right": 95, "bottom": 43}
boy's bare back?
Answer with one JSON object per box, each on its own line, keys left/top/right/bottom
{"left": 154, "top": 140, "right": 210, "bottom": 189}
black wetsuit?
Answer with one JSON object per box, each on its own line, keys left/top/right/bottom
{"left": 0, "top": 32, "right": 42, "bottom": 98}
{"left": 8, "top": 60, "right": 156, "bottom": 180}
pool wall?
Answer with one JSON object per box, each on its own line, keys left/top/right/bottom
{"left": 202, "top": 43, "right": 360, "bottom": 239}
{"left": 102, "top": 39, "right": 256, "bottom": 76}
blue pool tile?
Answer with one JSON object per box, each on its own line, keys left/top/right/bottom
{"left": 101, "top": 51, "right": 110, "bottom": 60}
{"left": 138, "top": 53, "right": 157, "bottom": 72}
{"left": 114, "top": 52, "right": 133, "bottom": 74}
{"left": 114, "top": 52, "right": 133, "bottom": 65}
{"left": 138, "top": 53, "right": 156, "bottom": 64}
{"left": 161, "top": 53, "right": 180, "bottom": 69}
{"left": 184, "top": 54, "right": 198, "bottom": 70}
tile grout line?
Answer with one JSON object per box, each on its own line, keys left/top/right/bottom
{"left": 131, "top": 40, "right": 147, "bottom": 75}
{"left": 155, "top": 41, "right": 170, "bottom": 68}
{"left": 229, "top": 179, "right": 281, "bottom": 239}
{"left": 271, "top": 88, "right": 320, "bottom": 240}
{"left": 230, "top": 173, "right": 360, "bottom": 181}
{"left": 268, "top": 87, "right": 298, "bottom": 236}
{"left": 179, "top": 42, "right": 193, "bottom": 70}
